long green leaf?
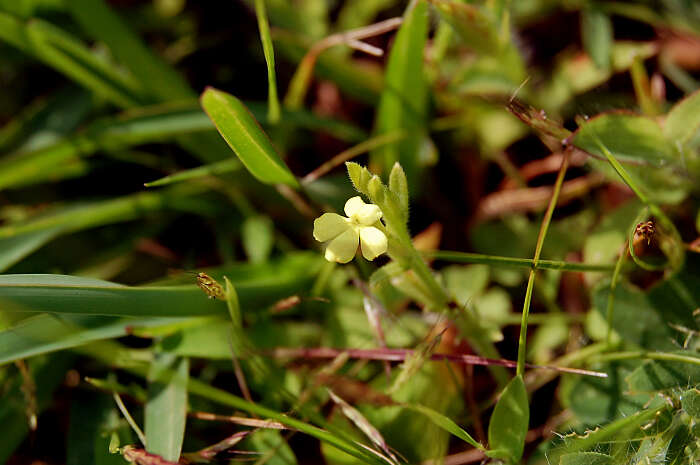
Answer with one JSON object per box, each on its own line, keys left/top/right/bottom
{"left": 65, "top": 0, "right": 192, "bottom": 101}
{"left": 0, "top": 13, "right": 143, "bottom": 108}
{"left": 400, "top": 403, "right": 483, "bottom": 449}
{"left": 370, "top": 1, "right": 429, "bottom": 182}
{"left": 144, "top": 158, "right": 241, "bottom": 187}
{"left": 0, "top": 255, "right": 321, "bottom": 317}
{"left": 0, "top": 189, "right": 179, "bottom": 240}
{"left": 26, "top": 18, "right": 144, "bottom": 107}
{"left": 145, "top": 353, "right": 189, "bottom": 461}
{"left": 254, "top": 0, "right": 281, "bottom": 123}
{"left": 487, "top": 375, "right": 528, "bottom": 463}
{"left": 201, "top": 87, "right": 299, "bottom": 187}
{"left": 0, "top": 313, "right": 193, "bottom": 365}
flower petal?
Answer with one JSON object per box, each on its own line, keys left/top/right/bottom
{"left": 344, "top": 196, "right": 365, "bottom": 217}
{"left": 324, "top": 227, "right": 359, "bottom": 263}
{"left": 354, "top": 204, "right": 383, "bottom": 226}
{"left": 359, "top": 226, "right": 387, "bottom": 260}
{"left": 313, "top": 213, "right": 350, "bottom": 242}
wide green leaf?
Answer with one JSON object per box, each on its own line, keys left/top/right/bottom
{"left": 145, "top": 353, "right": 189, "bottom": 461}
{"left": 572, "top": 112, "right": 674, "bottom": 166}
{"left": 201, "top": 88, "right": 299, "bottom": 187}
{"left": 487, "top": 375, "right": 529, "bottom": 463}
{"left": 663, "top": 88, "right": 700, "bottom": 148}
{"left": 593, "top": 282, "right": 680, "bottom": 351}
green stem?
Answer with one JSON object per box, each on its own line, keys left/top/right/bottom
{"left": 605, "top": 242, "right": 628, "bottom": 347}
{"left": 516, "top": 150, "right": 570, "bottom": 377}
{"left": 408, "top": 250, "right": 449, "bottom": 308}
{"left": 427, "top": 250, "right": 613, "bottom": 272}
{"left": 592, "top": 351, "right": 700, "bottom": 366}
{"left": 593, "top": 138, "right": 672, "bottom": 226}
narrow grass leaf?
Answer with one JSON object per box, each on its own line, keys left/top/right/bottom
{"left": 400, "top": 403, "right": 483, "bottom": 449}
{"left": 328, "top": 390, "right": 399, "bottom": 465}
{"left": 25, "top": 18, "right": 144, "bottom": 107}
{"left": 145, "top": 158, "right": 241, "bottom": 187}
{"left": 65, "top": 0, "right": 192, "bottom": 101}
{"left": 145, "top": 353, "right": 189, "bottom": 461}
{"left": 0, "top": 266, "right": 318, "bottom": 317}
{"left": 0, "top": 86, "right": 92, "bottom": 154}
{"left": 370, "top": 1, "right": 428, "bottom": 182}
{"left": 0, "top": 189, "right": 177, "bottom": 239}
{"left": 243, "top": 430, "right": 297, "bottom": 465}
{"left": 0, "top": 314, "right": 192, "bottom": 365}
{"left": 201, "top": 88, "right": 299, "bottom": 187}
{"left": 487, "top": 375, "right": 528, "bottom": 463}
{"left": 253, "top": 0, "right": 280, "bottom": 123}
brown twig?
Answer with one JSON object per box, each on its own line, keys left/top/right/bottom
{"left": 302, "top": 131, "right": 406, "bottom": 184}
{"left": 476, "top": 173, "right": 606, "bottom": 220}
{"left": 189, "top": 411, "right": 288, "bottom": 430}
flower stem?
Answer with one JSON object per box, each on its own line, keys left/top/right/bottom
{"left": 516, "top": 150, "right": 570, "bottom": 377}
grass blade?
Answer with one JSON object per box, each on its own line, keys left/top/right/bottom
{"left": 0, "top": 255, "right": 321, "bottom": 317}
{"left": 370, "top": 1, "right": 429, "bottom": 182}
{"left": 254, "top": 0, "right": 281, "bottom": 123}
{"left": 65, "top": 0, "right": 192, "bottom": 101}
{"left": 400, "top": 403, "right": 483, "bottom": 449}
{"left": 25, "top": 18, "right": 144, "bottom": 108}
{"left": 0, "top": 314, "right": 193, "bottom": 365}
{"left": 145, "top": 158, "right": 241, "bottom": 187}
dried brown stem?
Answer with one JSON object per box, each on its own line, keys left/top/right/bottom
{"left": 268, "top": 347, "right": 607, "bottom": 378}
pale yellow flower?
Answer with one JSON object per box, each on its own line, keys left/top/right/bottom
{"left": 313, "top": 196, "right": 388, "bottom": 263}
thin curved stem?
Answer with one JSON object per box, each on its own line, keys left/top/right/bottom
{"left": 516, "top": 150, "right": 570, "bottom": 377}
